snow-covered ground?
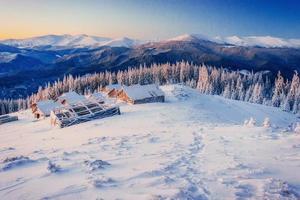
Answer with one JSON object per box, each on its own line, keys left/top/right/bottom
{"left": 0, "top": 85, "right": 300, "bottom": 199}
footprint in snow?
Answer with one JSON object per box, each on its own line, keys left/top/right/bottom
{"left": 148, "top": 136, "right": 160, "bottom": 143}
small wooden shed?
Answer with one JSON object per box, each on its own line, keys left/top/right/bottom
{"left": 117, "top": 84, "right": 165, "bottom": 104}
{"left": 57, "top": 91, "right": 86, "bottom": 106}
{"left": 31, "top": 100, "right": 61, "bottom": 119}
{"left": 102, "top": 84, "right": 122, "bottom": 98}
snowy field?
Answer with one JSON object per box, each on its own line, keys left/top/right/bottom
{"left": 0, "top": 85, "right": 300, "bottom": 200}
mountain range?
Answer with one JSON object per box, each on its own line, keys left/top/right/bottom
{"left": 1, "top": 33, "right": 300, "bottom": 98}
{"left": 1, "top": 34, "right": 141, "bottom": 49}
{"left": 2, "top": 33, "right": 300, "bottom": 49}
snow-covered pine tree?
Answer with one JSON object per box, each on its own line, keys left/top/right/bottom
{"left": 272, "top": 72, "right": 285, "bottom": 107}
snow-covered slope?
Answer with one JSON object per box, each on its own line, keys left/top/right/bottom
{"left": 0, "top": 85, "right": 299, "bottom": 199}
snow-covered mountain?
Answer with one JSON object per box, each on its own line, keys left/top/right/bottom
{"left": 1, "top": 85, "right": 299, "bottom": 199}
{"left": 169, "top": 33, "right": 300, "bottom": 48}
{"left": 0, "top": 34, "right": 140, "bottom": 48}
{"left": 215, "top": 35, "right": 300, "bottom": 48}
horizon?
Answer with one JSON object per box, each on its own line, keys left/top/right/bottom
{"left": 0, "top": 0, "right": 299, "bottom": 40}
{"left": 2, "top": 33, "right": 300, "bottom": 42}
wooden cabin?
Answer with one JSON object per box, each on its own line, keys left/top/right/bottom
{"left": 57, "top": 91, "right": 86, "bottom": 106}
{"left": 102, "top": 84, "right": 122, "bottom": 98}
{"left": 0, "top": 114, "right": 18, "bottom": 125}
{"left": 31, "top": 100, "right": 61, "bottom": 119}
{"left": 117, "top": 84, "right": 165, "bottom": 104}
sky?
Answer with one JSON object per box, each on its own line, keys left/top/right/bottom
{"left": 0, "top": 0, "right": 299, "bottom": 40}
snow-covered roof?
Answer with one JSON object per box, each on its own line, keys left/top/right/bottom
{"left": 36, "top": 100, "right": 61, "bottom": 115}
{"left": 122, "top": 84, "right": 164, "bottom": 100}
{"left": 87, "top": 92, "right": 105, "bottom": 101}
{"left": 106, "top": 84, "right": 122, "bottom": 91}
{"left": 57, "top": 91, "right": 86, "bottom": 105}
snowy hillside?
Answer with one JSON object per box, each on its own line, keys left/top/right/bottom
{"left": 0, "top": 85, "right": 300, "bottom": 199}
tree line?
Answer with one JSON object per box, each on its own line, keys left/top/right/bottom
{"left": 1, "top": 62, "right": 299, "bottom": 115}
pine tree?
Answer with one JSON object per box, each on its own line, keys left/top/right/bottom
{"left": 272, "top": 72, "right": 285, "bottom": 107}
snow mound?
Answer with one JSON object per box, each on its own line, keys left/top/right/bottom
{"left": 1, "top": 156, "right": 35, "bottom": 171}
{"left": 84, "top": 160, "right": 110, "bottom": 171}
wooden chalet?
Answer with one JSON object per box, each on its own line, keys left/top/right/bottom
{"left": 117, "top": 84, "right": 165, "bottom": 104}
{"left": 102, "top": 84, "right": 122, "bottom": 98}
{"left": 31, "top": 100, "right": 61, "bottom": 119}
{"left": 0, "top": 114, "right": 18, "bottom": 125}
